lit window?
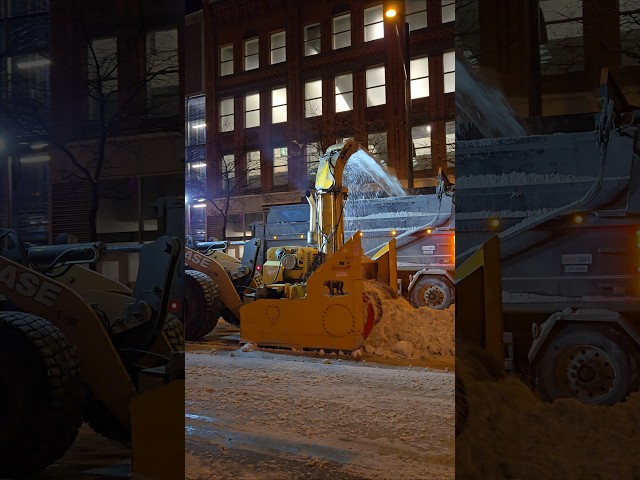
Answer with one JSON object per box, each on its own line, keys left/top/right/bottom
{"left": 271, "top": 87, "right": 287, "bottom": 123}
{"left": 445, "top": 121, "right": 455, "bottom": 168}
{"left": 441, "top": 0, "right": 455, "bottom": 23}
{"left": 219, "top": 97, "right": 234, "bottom": 132}
{"left": 410, "top": 57, "right": 429, "bottom": 99}
{"left": 245, "top": 93, "right": 260, "bottom": 128}
{"left": 406, "top": 0, "right": 427, "bottom": 31}
{"left": 146, "top": 29, "right": 179, "bottom": 117}
{"left": 222, "top": 154, "right": 235, "bottom": 190}
{"left": 620, "top": 0, "right": 640, "bottom": 66}
{"left": 366, "top": 66, "right": 386, "bottom": 107}
{"left": 244, "top": 37, "right": 259, "bottom": 71}
{"left": 305, "top": 80, "right": 322, "bottom": 117}
{"left": 539, "top": 0, "right": 584, "bottom": 74}
{"left": 443, "top": 51, "right": 455, "bottom": 93}
{"left": 412, "top": 124, "right": 431, "bottom": 171}
{"left": 368, "top": 132, "right": 388, "bottom": 166}
{"left": 273, "top": 147, "right": 288, "bottom": 187}
{"left": 270, "top": 31, "right": 286, "bottom": 64}
{"left": 187, "top": 95, "right": 206, "bottom": 146}
{"left": 304, "top": 23, "right": 321, "bottom": 56}
{"left": 220, "top": 45, "right": 233, "bottom": 76}
{"left": 333, "top": 12, "right": 351, "bottom": 49}
{"left": 364, "top": 5, "right": 384, "bottom": 42}
{"left": 306, "top": 144, "right": 322, "bottom": 183}
{"left": 246, "top": 151, "right": 261, "bottom": 189}
{"left": 335, "top": 73, "right": 353, "bottom": 112}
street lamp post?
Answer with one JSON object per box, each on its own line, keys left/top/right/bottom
{"left": 386, "top": 7, "right": 414, "bottom": 190}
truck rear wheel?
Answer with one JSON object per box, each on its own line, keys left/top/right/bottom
{"left": 184, "top": 270, "right": 221, "bottom": 341}
{"left": 0, "top": 311, "right": 83, "bottom": 477}
{"left": 535, "top": 324, "right": 638, "bottom": 405}
{"left": 411, "top": 277, "right": 452, "bottom": 310}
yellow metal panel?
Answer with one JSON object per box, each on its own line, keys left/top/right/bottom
{"left": 130, "top": 380, "right": 185, "bottom": 480}
{"left": 241, "top": 234, "right": 365, "bottom": 351}
{"left": 455, "top": 235, "right": 504, "bottom": 363}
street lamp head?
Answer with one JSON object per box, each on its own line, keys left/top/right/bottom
{"left": 385, "top": 8, "right": 397, "bottom": 18}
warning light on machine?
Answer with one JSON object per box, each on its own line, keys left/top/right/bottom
{"left": 385, "top": 8, "right": 397, "bottom": 18}
{"left": 573, "top": 214, "right": 584, "bottom": 224}
{"left": 426, "top": 228, "right": 432, "bottom": 234}
{"left": 273, "top": 235, "right": 277, "bottom": 240}
{"left": 391, "top": 230, "right": 397, "bottom": 236}
{"left": 489, "top": 218, "right": 500, "bottom": 228}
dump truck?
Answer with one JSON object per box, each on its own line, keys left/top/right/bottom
{"left": 0, "top": 229, "right": 184, "bottom": 478}
{"left": 249, "top": 169, "right": 455, "bottom": 309}
{"left": 184, "top": 140, "right": 397, "bottom": 349}
{"left": 455, "top": 70, "right": 640, "bottom": 405}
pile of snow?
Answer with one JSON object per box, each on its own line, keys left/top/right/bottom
{"left": 457, "top": 349, "right": 640, "bottom": 479}
{"left": 355, "top": 282, "right": 454, "bottom": 360}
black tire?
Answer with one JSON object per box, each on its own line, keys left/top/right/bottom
{"left": 184, "top": 270, "right": 222, "bottom": 341}
{"left": 0, "top": 311, "right": 83, "bottom": 477}
{"left": 410, "top": 276, "right": 453, "bottom": 310}
{"left": 162, "top": 314, "right": 185, "bottom": 351}
{"left": 221, "top": 307, "right": 240, "bottom": 327}
{"left": 455, "top": 373, "right": 469, "bottom": 437}
{"left": 535, "top": 324, "right": 638, "bottom": 405}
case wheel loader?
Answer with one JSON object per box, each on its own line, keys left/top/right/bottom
{"left": 0, "top": 228, "right": 184, "bottom": 478}
{"left": 184, "top": 140, "right": 399, "bottom": 351}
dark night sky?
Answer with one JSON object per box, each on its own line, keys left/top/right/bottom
{"left": 186, "top": 0, "right": 201, "bottom": 14}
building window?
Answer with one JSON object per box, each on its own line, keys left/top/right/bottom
{"left": 364, "top": 5, "right": 384, "bottom": 42}
{"left": 305, "top": 80, "right": 322, "bottom": 117}
{"left": 244, "top": 37, "right": 259, "bottom": 71}
{"left": 368, "top": 131, "right": 388, "bottom": 166}
{"left": 270, "top": 31, "right": 286, "bottom": 64}
{"left": 273, "top": 147, "right": 288, "bottom": 187}
{"left": 445, "top": 121, "right": 455, "bottom": 169}
{"left": 246, "top": 150, "right": 261, "bottom": 189}
{"left": 220, "top": 45, "right": 233, "bottom": 76}
{"left": 87, "top": 37, "right": 117, "bottom": 121}
{"left": 410, "top": 57, "right": 429, "bottom": 99}
{"left": 539, "top": 0, "right": 584, "bottom": 75}
{"left": 333, "top": 12, "right": 351, "bottom": 49}
{"left": 222, "top": 154, "right": 235, "bottom": 191}
{"left": 306, "top": 144, "right": 322, "bottom": 183}
{"left": 304, "top": 23, "right": 321, "bottom": 56}
{"left": 443, "top": 51, "right": 455, "bottom": 93}
{"left": 271, "top": 87, "right": 287, "bottom": 123}
{"left": 7, "top": 0, "right": 48, "bottom": 16}
{"left": 219, "top": 97, "right": 234, "bottom": 132}
{"left": 146, "top": 29, "right": 179, "bottom": 117}
{"left": 406, "top": 0, "right": 427, "bottom": 31}
{"left": 619, "top": 0, "right": 639, "bottom": 66}
{"left": 366, "top": 66, "right": 386, "bottom": 106}
{"left": 245, "top": 93, "right": 260, "bottom": 128}
{"left": 187, "top": 95, "right": 206, "bottom": 146}
{"left": 12, "top": 52, "right": 50, "bottom": 104}
{"left": 335, "top": 73, "right": 353, "bottom": 112}
{"left": 441, "top": 0, "right": 455, "bottom": 23}
{"left": 412, "top": 124, "right": 431, "bottom": 171}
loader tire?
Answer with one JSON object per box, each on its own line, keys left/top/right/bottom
{"left": 455, "top": 373, "right": 469, "bottom": 437}
{"left": 411, "top": 277, "right": 452, "bottom": 310}
{"left": 163, "top": 314, "right": 185, "bottom": 351}
{"left": 221, "top": 307, "right": 240, "bottom": 327}
{"left": 535, "top": 324, "right": 638, "bottom": 405}
{"left": 184, "top": 270, "right": 221, "bottom": 341}
{"left": 0, "top": 311, "right": 83, "bottom": 478}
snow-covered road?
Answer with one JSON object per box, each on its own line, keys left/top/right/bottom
{"left": 185, "top": 349, "right": 454, "bottom": 479}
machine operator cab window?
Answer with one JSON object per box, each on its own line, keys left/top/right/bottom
{"left": 0, "top": 229, "right": 31, "bottom": 267}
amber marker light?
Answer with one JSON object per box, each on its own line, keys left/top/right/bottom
{"left": 426, "top": 228, "right": 432, "bottom": 234}
{"left": 573, "top": 214, "right": 584, "bottom": 224}
{"left": 391, "top": 230, "right": 397, "bottom": 236}
{"left": 273, "top": 235, "right": 277, "bottom": 240}
{"left": 489, "top": 218, "right": 500, "bottom": 228}
{"left": 385, "top": 8, "right": 397, "bottom": 18}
